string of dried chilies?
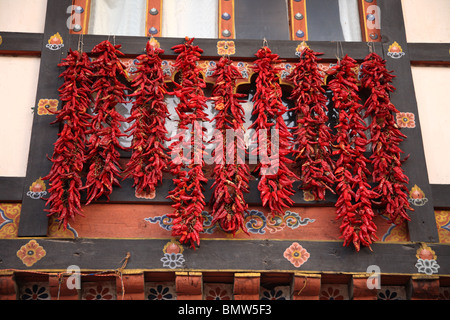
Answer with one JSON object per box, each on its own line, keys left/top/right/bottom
{"left": 328, "top": 55, "right": 379, "bottom": 251}
{"left": 45, "top": 38, "right": 412, "bottom": 251}
{"left": 361, "top": 52, "right": 413, "bottom": 225}
{"left": 167, "top": 37, "right": 209, "bottom": 248}
{"left": 124, "top": 39, "right": 170, "bottom": 198}
{"left": 43, "top": 49, "right": 93, "bottom": 229}
{"left": 287, "top": 47, "right": 335, "bottom": 201}
{"left": 84, "top": 40, "right": 128, "bottom": 204}
{"left": 250, "top": 46, "right": 298, "bottom": 217}
{"left": 210, "top": 56, "right": 250, "bottom": 235}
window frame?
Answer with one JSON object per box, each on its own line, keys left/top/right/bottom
{"left": 68, "top": 0, "right": 381, "bottom": 42}
{"left": 0, "top": 0, "right": 448, "bottom": 275}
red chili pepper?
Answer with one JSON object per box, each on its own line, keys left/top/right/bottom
{"left": 167, "top": 37, "right": 209, "bottom": 249}
{"left": 361, "top": 52, "right": 413, "bottom": 225}
{"left": 287, "top": 47, "right": 335, "bottom": 200}
{"left": 328, "top": 55, "right": 379, "bottom": 251}
{"left": 84, "top": 40, "right": 128, "bottom": 204}
{"left": 124, "top": 40, "right": 170, "bottom": 196}
{"left": 43, "top": 49, "right": 93, "bottom": 229}
{"left": 209, "top": 56, "right": 250, "bottom": 235}
{"left": 250, "top": 46, "right": 298, "bottom": 217}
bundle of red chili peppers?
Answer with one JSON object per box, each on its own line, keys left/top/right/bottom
{"left": 124, "top": 40, "right": 170, "bottom": 197}
{"left": 250, "top": 46, "right": 298, "bottom": 217}
{"left": 328, "top": 55, "right": 379, "bottom": 251}
{"left": 287, "top": 48, "right": 335, "bottom": 200}
{"left": 84, "top": 40, "right": 128, "bottom": 204}
{"left": 361, "top": 52, "right": 413, "bottom": 225}
{"left": 167, "top": 38, "right": 209, "bottom": 248}
{"left": 43, "top": 49, "right": 93, "bottom": 228}
{"left": 210, "top": 56, "right": 250, "bottom": 235}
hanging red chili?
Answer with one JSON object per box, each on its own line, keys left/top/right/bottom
{"left": 361, "top": 52, "right": 413, "bottom": 225}
{"left": 250, "top": 46, "right": 298, "bottom": 217}
{"left": 43, "top": 49, "right": 93, "bottom": 229}
{"left": 124, "top": 39, "right": 170, "bottom": 197}
{"left": 210, "top": 56, "right": 250, "bottom": 235}
{"left": 167, "top": 37, "right": 209, "bottom": 248}
{"left": 328, "top": 55, "right": 379, "bottom": 251}
{"left": 287, "top": 47, "right": 335, "bottom": 200}
{"left": 84, "top": 40, "right": 128, "bottom": 204}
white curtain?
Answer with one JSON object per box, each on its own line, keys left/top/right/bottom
{"left": 88, "top": 0, "right": 147, "bottom": 36}
{"left": 162, "top": 0, "right": 218, "bottom": 38}
{"left": 338, "top": 0, "right": 362, "bottom": 41}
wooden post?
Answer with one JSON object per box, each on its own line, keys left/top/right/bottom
{"left": 116, "top": 272, "right": 145, "bottom": 300}
{"left": 0, "top": 273, "right": 17, "bottom": 300}
{"left": 351, "top": 275, "right": 378, "bottom": 300}
{"left": 175, "top": 272, "right": 203, "bottom": 300}
{"left": 410, "top": 277, "right": 440, "bottom": 300}
{"left": 233, "top": 272, "right": 260, "bottom": 300}
{"left": 49, "top": 274, "right": 79, "bottom": 300}
{"left": 291, "top": 273, "right": 321, "bottom": 300}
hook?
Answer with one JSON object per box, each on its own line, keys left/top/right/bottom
{"left": 262, "top": 37, "right": 268, "bottom": 48}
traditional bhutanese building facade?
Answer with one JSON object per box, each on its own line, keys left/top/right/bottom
{"left": 0, "top": 0, "right": 449, "bottom": 301}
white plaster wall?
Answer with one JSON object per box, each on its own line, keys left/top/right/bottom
{"left": 411, "top": 66, "right": 450, "bottom": 184}
{"left": 0, "top": 0, "right": 47, "bottom": 33}
{"left": 0, "top": 56, "right": 40, "bottom": 176}
{"left": 402, "top": 0, "right": 450, "bottom": 43}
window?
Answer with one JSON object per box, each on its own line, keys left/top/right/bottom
{"left": 69, "top": 0, "right": 380, "bottom": 41}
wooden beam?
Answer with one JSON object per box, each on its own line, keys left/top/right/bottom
{"left": 1, "top": 238, "right": 449, "bottom": 276}
{"left": 408, "top": 43, "right": 450, "bottom": 65}
{"left": 0, "top": 177, "right": 24, "bottom": 202}
{"left": 0, "top": 32, "right": 42, "bottom": 56}
{"left": 379, "top": 0, "right": 439, "bottom": 243}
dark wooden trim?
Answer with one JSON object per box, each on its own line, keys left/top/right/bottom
{"left": 1, "top": 238, "right": 449, "bottom": 275}
{"left": 0, "top": 32, "right": 43, "bottom": 56}
{"left": 379, "top": 0, "right": 439, "bottom": 243}
{"left": 70, "top": 34, "right": 383, "bottom": 61}
{"left": 17, "top": 0, "right": 73, "bottom": 237}
{"left": 0, "top": 177, "right": 25, "bottom": 202}
{"left": 431, "top": 184, "right": 450, "bottom": 209}
{"left": 408, "top": 43, "right": 450, "bottom": 65}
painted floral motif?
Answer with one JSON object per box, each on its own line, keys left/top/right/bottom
{"left": 387, "top": 41, "right": 405, "bottom": 59}
{"left": 408, "top": 184, "right": 428, "bottom": 207}
{"left": 415, "top": 259, "right": 440, "bottom": 275}
{"left": 161, "top": 240, "right": 185, "bottom": 269}
{"left": 377, "top": 288, "right": 403, "bottom": 300}
{"left": 303, "top": 190, "right": 315, "bottom": 202}
{"left": 260, "top": 286, "right": 290, "bottom": 300}
{"left": 0, "top": 203, "right": 21, "bottom": 238}
{"left": 415, "top": 243, "right": 440, "bottom": 275}
{"left": 161, "top": 60, "right": 176, "bottom": 78}
{"left": 19, "top": 283, "right": 50, "bottom": 300}
{"left": 147, "top": 283, "right": 176, "bottom": 300}
{"left": 435, "top": 210, "right": 450, "bottom": 243}
{"left": 283, "top": 242, "right": 310, "bottom": 268}
{"left": 16, "top": 240, "right": 46, "bottom": 267}
{"left": 36, "top": 99, "right": 58, "bottom": 116}
{"left": 83, "top": 283, "right": 115, "bottom": 300}
{"left": 135, "top": 188, "right": 156, "bottom": 199}
{"left": 244, "top": 210, "right": 267, "bottom": 234}
{"left": 46, "top": 32, "right": 64, "bottom": 50}
{"left": 319, "top": 286, "right": 345, "bottom": 300}
{"left": 380, "top": 214, "right": 409, "bottom": 242}
{"left": 266, "top": 210, "right": 315, "bottom": 233}
{"left": 204, "top": 283, "right": 232, "bottom": 300}
{"left": 396, "top": 112, "right": 415, "bottom": 128}
{"left": 295, "top": 41, "right": 310, "bottom": 57}
{"left": 47, "top": 216, "right": 78, "bottom": 238}
{"left": 26, "top": 177, "right": 48, "bottom": 199}
{"left": 217, "top": 40, "right": 235, "bottom": 56}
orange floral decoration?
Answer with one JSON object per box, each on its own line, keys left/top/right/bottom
{"left": 16, "top": 240, "right": 46, "bottom": 267}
